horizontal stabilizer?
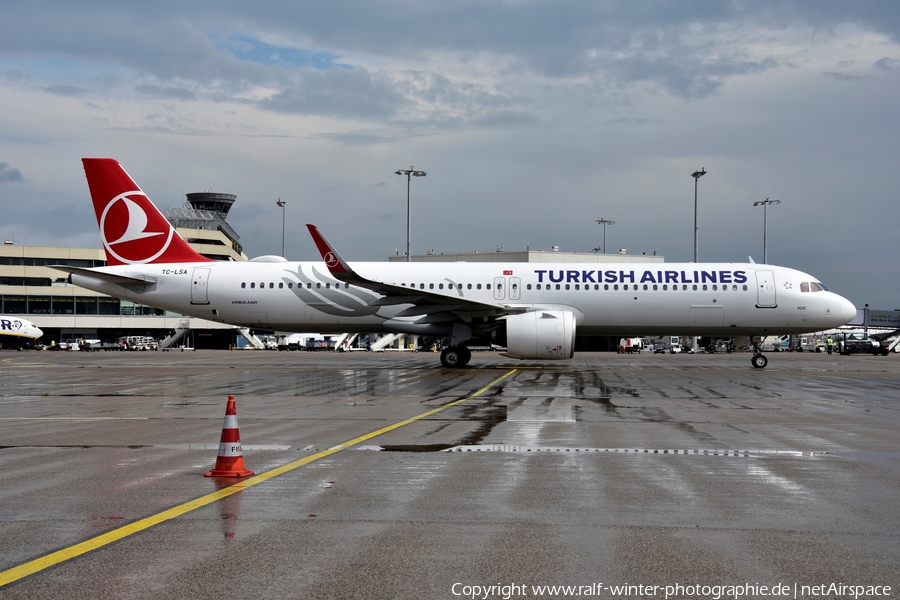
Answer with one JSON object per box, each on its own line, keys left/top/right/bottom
{"left": 52, "top": 266, "right": 158, "bottom": 287}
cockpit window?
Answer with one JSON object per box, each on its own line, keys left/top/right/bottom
{"left": 800, "top": 281, "right": 827, "bottom": 293}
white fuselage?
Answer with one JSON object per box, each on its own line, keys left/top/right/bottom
{"left": 0, "top": 315, "right": 44, "bottom": 345}
{"left": 71, "top": 260, "right": 857, "bottom": 337}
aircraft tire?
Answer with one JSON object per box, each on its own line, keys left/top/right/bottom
{"left": 440, "top": 347, "right": 463, "bottom": 368}
{"left": 458, "top": 346, "right": 472, "bottom": 366}
{"left": 751, "top": 354, "right": 768, "bottom": 369}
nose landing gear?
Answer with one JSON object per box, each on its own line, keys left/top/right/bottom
{"left": 750, "top": 336, "right": 768, "bottom": 368}
{"left": 751, "top": 353, "right": 768, "bottom": 369}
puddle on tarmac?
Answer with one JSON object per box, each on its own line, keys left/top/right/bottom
{"left": 381, "top": 402, "right": 507, "bottom": 453}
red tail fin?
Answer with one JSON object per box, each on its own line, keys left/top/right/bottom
{"left": 82, "top": 158, "right": 212, "bottom": 266}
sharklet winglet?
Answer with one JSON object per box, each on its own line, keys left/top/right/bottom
{"left": 306, "top": 224, "right": 354, "bottom": 277}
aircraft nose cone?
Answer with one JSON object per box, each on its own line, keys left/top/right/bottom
{"left": 838, "top": 297, "right": 857, "bottom": 324}
{"left": 34, "top": 327, "right": 44, "bottom": 339}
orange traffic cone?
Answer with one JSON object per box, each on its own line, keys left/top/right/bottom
{"left": 205, "top": 395, "right": 255, "bottom": 477}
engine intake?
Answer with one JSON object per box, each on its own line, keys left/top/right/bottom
{"left": 504, "top": 310, "right": 576, "bottom": 360}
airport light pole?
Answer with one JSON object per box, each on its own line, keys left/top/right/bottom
{"left": 691, "top": 168, "right": 706, "bottom": 262}
{"left": 593, "top": 218, "right": 615, "bottom": 254}
{"left": 395, "top": 166, "right": 426, "bottom": 262}
{"left": 276, "top": 198, "right": 286, "bottom": 257}
{"left": 864, "top": 304, "right": 869, "bottom": 337}
{"left": 752, "top": 197, "right": 780, "bottom": 264}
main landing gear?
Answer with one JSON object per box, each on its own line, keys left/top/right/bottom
{"left": 440, "top": 345, "right": 472, "bottom": 368}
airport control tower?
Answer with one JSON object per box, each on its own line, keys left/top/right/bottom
{"left": 185, "top": 192, "right": 237, "bottom": 216}
{"left": 162, "top": 192, "right": 247, "bottom": 261}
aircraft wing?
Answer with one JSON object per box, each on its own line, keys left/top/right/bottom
{"left": 306, "top": 224, "right": 522, "bottom": 318}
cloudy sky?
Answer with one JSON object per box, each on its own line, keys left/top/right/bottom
{"left": 1, "top": 1, "right": 898, "bottom": 308}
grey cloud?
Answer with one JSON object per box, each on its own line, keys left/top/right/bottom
{"left": 255, "top": 67, "right": 533, "bottom": 128}
{"left": 2, "top": 1, "right": 883, "bottom": 120}
{"left": 823, "top": 71, "right": 869, "bottom": 82}
{"left": 0, "top": 163, "right": 23, "bottom": 183}
{"left": 3, "top": 3, "right": 875, "bottom": 117}
{"left": 0, "top": 2, "right": 802, "bottom": 108}
{"left": 257, "top": 68, "right": 401, "bottom": 119}
{"left": 873, "top": 57, "right": 900, "bottom": 70}
{"left": 43, "top": 84, "right": 86, "bottom": 97}
{"left": 135, "top": 83, "right": 197, "bottom": 100}
{"left": 471, "top": 110, "right": 540, "bottom": 128}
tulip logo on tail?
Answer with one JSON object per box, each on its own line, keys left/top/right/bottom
{"left": 324, "top": 252, "right": 340, "bottom": 269}
{"left": 100, "top": 192, "right": 174, "bottom": 264}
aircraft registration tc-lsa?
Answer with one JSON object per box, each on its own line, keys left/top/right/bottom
{"left": 57, "top": 158, "right": 856, "bottom": 369}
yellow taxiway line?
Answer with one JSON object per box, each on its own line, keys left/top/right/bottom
{"left": 0, "top": 368, "right": 518, "bottom": 588}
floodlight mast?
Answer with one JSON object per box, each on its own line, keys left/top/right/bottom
{"left": 691, "top": 168, "right": 706, "bottom": 262}
{"left": 593, "top": 218, "right": 615, "bottom": 254}
{"left": 395, "top": 166, "right": 426, "bottom": 262}
{"left": 752, "top": 197, "right": 781, "bottom": 264}
{"left": 276, "top": 198, "right": 286, "bottom": 257}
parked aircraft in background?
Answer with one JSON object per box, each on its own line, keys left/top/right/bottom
{"left": 58, "top": 158, "right": 857, "bottom": 369}
{"left": 0, "top": 316, "right": 43, "bottom": 349}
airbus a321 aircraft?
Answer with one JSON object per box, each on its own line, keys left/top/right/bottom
{"left": 58, "top": 158, "right": 856, "bottom": 369}
{"left": 0, "top": 316, "right": 43, "bottom": 349}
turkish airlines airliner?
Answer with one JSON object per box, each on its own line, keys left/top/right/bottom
{"left": 58, "top": 158, "right": 856, "bottom": 368}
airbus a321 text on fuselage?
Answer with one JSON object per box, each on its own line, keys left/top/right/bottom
{"left": 59, "top": 158, "right": 857, "bottom": 369}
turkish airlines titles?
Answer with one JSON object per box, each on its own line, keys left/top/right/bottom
{"left": 532, "top": 269, "right": 749, "bottom": 285}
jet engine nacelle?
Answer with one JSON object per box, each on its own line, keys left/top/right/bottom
{"left": 504, "top": 310, "right": 576, "bottom": 360}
